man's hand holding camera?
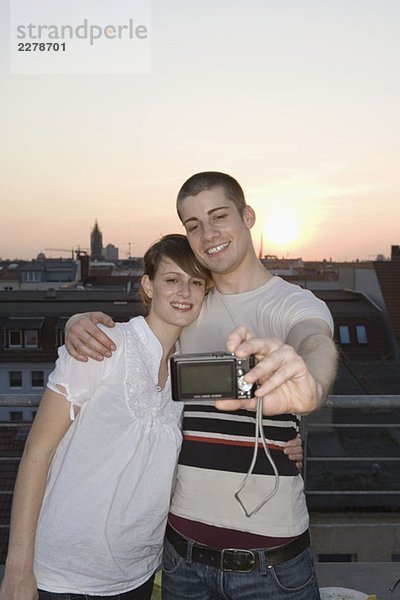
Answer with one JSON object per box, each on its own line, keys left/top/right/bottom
{"left": 215, "top": 325, "right": 337, "bottom": 417}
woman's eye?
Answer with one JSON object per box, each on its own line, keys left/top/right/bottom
{"left": 192, "top": 280, "right": 204, "bottom": 286}
{"left": 187, "top": 224, "right": 199, "bottom": 232}
{"left": 166, "top": 278, "right": 178, "bottom": 284}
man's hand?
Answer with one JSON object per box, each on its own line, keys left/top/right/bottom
{"left": 65, "top": 312, "right": 116, "bottom": 362}
{"left": 214, "top": 325, "right": 336, "bottom": 416}
{"left": 284, "top": 435, "right": 303, "bottom": 470}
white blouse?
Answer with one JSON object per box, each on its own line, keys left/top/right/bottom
{"left": 34, "top": 316, "right": 183, "bottom": 596}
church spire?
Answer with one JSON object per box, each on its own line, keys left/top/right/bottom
{"left": 258, "top": 232, "right": 264, "bottom": 260}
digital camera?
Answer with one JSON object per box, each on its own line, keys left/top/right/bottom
{"left": 170, "top": 352, "right": 256, "bottom": 402}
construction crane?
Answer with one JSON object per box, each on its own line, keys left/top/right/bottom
{"left": 44, "top": 247, "right": 89, "bottom": 259}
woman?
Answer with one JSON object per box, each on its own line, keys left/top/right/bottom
{"left": 0, "top": 234, "right": 210, "bottom": 600}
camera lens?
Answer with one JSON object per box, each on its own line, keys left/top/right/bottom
{"left": 237, "top": 375, "right": 253, "bottom": 393}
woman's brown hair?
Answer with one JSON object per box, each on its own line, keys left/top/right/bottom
{"left": 140, "top": 234, "right": 211, "bottom": 306}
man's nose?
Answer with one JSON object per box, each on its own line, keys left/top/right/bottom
{"left": 202, "top": 223, "right": 218, "bottom": 241}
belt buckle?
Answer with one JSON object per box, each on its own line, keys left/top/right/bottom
{"left": 220, "top": 548, "right": 256, "bottom": 573}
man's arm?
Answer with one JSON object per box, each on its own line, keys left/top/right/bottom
{"left": 286, "top": 318, "right": 337, "bottom": 407}
{"left": 215, "top": 319, "right": 337, "bottom": 416}
{"left": 65, "top": 312, "right": 116, "bottom": 362}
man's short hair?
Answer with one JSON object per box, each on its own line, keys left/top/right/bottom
{"left": 176, "top": 172, "right": 246, "bottom": 220}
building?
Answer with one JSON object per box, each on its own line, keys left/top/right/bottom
{"left": 0, "top": 263, "right": 21, "bottom": 290}
{"left": 20, "top": 256, "right": 80, "bottom": 290}
{"left": 90, "top": 220, "right": 103, "bottom": 260}
{"left": 0, "top": 256, "right": 80, "bottom": 291}
{"left": 265, "top": 250, "right": 400, "bottom": 395}
{"left": 0, "top": 289, "right": 143, "bottom": 399}
{"left": 373, "top": 259, "right": 400, "bottom": 353}
{"left": 315, "top": 289, "right": 389, "bottom": 360}
{"left": 104, "top": 243, "right": 119, "bottom": 261}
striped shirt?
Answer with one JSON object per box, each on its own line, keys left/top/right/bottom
{"left": 169, "top": 277, "right": 333, "bottom": 546}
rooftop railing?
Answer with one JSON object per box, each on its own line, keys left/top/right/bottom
{"left": 1, "top": 394, "right": 400, "bottom": 597}
{"left": 303, "top": 394, "right": 400, "bottom": 510}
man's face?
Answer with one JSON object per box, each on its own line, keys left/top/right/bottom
{"left": 178, "top": 186, "right": 255, "bottom": 276}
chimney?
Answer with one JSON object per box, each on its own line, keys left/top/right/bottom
{"left": 78, "top": 253, "right": 90, "bottom": 283}
{"left": 391, "top": 245, "right": 400, "bottom": 261}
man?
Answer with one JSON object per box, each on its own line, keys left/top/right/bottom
{"left": 66, "top": 172, "right": 337, "bottom": 599}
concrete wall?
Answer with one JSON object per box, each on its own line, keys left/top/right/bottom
{"left": 311, "top": 512, "right": 400, "bottom": 562}
{"left": 339, "top": 268, "right": 384, "bottom": 307}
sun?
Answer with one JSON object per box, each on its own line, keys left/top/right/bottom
{"left": 263, "top": 207, "right": 300, "bottom": 248}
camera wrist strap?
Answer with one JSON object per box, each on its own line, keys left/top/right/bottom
{"left": 234, "top": 397, "right": 280, "bottom": 518}
{"left": 218, "top": 296, "right": 280, "bottom": 517}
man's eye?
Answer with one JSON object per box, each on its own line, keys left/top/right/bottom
{"left": 215, "top": 213, "right": 227, "bottom": 220}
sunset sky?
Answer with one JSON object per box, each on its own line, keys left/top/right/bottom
{"left": 1, "top": 0, "right": 399, "bottom": 261}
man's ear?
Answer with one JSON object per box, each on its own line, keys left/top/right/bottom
{"left": 243, "top": 205, "right": 256, "bottom": 229}
{"left": 141, "top": 274, "right": 153, "bottom": 300}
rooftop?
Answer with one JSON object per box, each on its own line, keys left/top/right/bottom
{"left": 0, "top": 394, "right": 399, "bottom": 598}
{"left": 374, "top": 260, "right": 400, "bottom": 342}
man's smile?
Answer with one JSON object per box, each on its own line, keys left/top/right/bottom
{"left": 204, "top": 242, "right": 230, "bottom": 255}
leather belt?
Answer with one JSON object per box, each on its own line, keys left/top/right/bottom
{"left": 166, "top": 523, "right": 310, "bottom": 572}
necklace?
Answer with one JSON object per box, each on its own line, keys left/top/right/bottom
{"left": 219, "top": 294, "right": 240, "bottom": 329}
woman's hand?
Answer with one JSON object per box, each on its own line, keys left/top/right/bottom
{"left": 0, "top": 570, "right": 38, "bottom": 600}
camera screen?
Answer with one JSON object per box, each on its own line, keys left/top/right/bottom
{"left": 179, "top": 362, "right": 234, "bottom": 395}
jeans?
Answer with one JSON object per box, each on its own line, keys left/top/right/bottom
{"left": 38, "top": 574, "right": 154, "bottom": 600}
{"left": 162, "top": 538, "right": 321, "bottom": 600}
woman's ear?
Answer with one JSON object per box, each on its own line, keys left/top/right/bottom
{"left": 243, "top": 205, "right": 256, "bottom": 229}
{"left": 141, "top": 274, "right": 153, "bottom": 300}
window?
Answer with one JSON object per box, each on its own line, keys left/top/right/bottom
{"left": 356, "top": 325, "right": 368, "bottom": 344}
{"left": 338, "top": 325, "right": 351, "bottom": 345}
{"left": 31, "top": 371, "right": 44, "bottom": 388}
{"left": 22, "top": 271, "right": 41, "bottom": 283}
{"left": 24, "top": 330, "right": 39, "bottom": 348}
{"left": 10, "top": 411, "right": 23, "bottom": 422}
{"left": 318, "top": 554, "right": 357, "bottom": 563}
{"left": 9, "top": 330, "right": 22, "bottom": 347}
{"left": 57, "top": 329, "right": 66, "bottom": 346}
{"left": 15, "top": 425, "right": 30, "bottom": 441}
{"left": 55, "top": 317, "right": 68, "bottom": 346}
{"left": 9, "top": 371, "right": 22, "bottom": 388}
{"left": 6, "top": 318, "right": 43, "bottom": 348}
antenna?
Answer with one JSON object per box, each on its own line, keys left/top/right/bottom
{"left": 124, "top": 242, "right": 135, "bottom": 258}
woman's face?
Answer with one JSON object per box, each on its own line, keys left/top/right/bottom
{"left": 141, "top": 257, "right": 206, "bottom": 330}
